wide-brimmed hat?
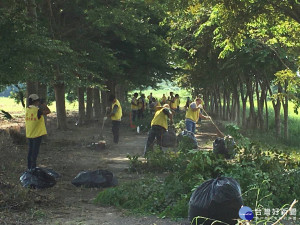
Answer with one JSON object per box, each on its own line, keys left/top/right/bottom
{"left": 28, "top": 94, "right": 39, "bottom": 101}
{"left": 163, "top": 104, "right": 170, "bottom": 109}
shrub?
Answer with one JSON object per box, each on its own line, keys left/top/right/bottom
{"left": 96, "top": 130, "right": 300, "bottom": 220}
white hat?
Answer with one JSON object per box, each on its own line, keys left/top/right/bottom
{"left": 163, "top": 104, "right": 170, "bottom": 109}
{"left": 28, "top": 94, "right": 39, "bottom": 101}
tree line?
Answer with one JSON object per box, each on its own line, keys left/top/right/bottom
{"left": 167, "top": 0, "right": 300, "bottom": 140}
{"left": 1, "top": 0, "right": 299, "bottom": 140}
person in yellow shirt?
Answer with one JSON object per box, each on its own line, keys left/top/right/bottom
{"left": 144, "top": 104, "right": 173, "bottom": 156}
{"left": 25, "top": 94, "right": 50, "bottom": 170}
{"left": 131, "top": 93, "right": 139, "bottom": 122}
{"left": 168, "top": 92, "right": 176, "bottom": 111}
{"left": 175, "top": 94, "right": 180, "bottom": 112}
{"left": 161, "top": 94, "right": 167, "bottom": 105}
{"left": 185, "top": 98, "right": 210, "bottom": 134}
{"left": 109, "top": 94, "right": 122, "bottom": 144}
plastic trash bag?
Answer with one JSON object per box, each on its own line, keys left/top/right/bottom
{"left": 20, "top": 167, "right": 57, "bottom": 189}
{"left": 162, "top": 127, "right": 177, "bottom": 147}
{"left": 71, "top": 170, "right": 118, "bottom": 188}
{"left": 42, "top": 168, "right": 61, "bottom": 179}
{"left": 177, "top": 130, "right": 198, "bottom": 149}
{"left": 213, "top": 136, "right": 236, "bottom": 159}
{"left": 189, "top": 177, "right": 243, "bottom": 225}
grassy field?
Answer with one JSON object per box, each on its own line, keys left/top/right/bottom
{"left": 0, "top": 97, "right": 78, "bottom": 116}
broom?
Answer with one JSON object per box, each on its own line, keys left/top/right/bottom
{"left": 202, "top": 108, "right": 225, "bottom": 138}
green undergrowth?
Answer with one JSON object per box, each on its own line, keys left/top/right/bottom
{"left": 95, "top": 129, "right": 300, "bottom": 221}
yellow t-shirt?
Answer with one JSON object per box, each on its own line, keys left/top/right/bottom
{"left": 111, "top": 100, "right": 122, "bottom": 121}
{"left": 131, "top": 97, "right": 138, "bottom": 110}
{"left": 25, "top": 106, "right": 47, "bottom": 138}
{"left": 151, "top": 108, "right": 169, "bottom": 130}
{"left": 185, "top": 102, "right": 200, "bottom": 123}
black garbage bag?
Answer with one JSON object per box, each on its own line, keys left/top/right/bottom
{"left": 177, "top": 130, "right": 198, "bottom": 149}
{"left": 213, "top": 136, "right": 236, "bottom": 159}
{"left": 20, "top": 168, "right": 57, "bottom": 189}
{"left": 42, "top": 168, "right": 61, "bottom": 179}
{"left": 162, "top": 127, "right": 177, "bottom": 147}
{"left": 72, "top": 170, "right": 118, "bottom": 188}
{"left": 189, "top": 177, "right": 243, "bottom": 225}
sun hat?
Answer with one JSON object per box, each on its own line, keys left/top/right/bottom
{"left": 28, "top": 94, "right": 39, "bottom": 101}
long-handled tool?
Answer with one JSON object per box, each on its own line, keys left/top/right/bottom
{"left": 99, "top": 108, "right": 109, "bottom": 140}
{"left": 202, "top": 108, "right": 225, "bottom": 138}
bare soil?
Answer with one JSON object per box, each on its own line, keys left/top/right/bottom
{"left": 0, "top": 114, "right": 219, "bottom": 225}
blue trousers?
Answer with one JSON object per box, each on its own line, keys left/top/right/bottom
{"left": 185, "top": 120, "right": 196, "bottom": 134}
{"left": 27, "top": 136, "right": 42, "bottom": 169}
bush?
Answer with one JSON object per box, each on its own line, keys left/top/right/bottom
{"left": 95, "top": 131, "right": 300, "bottom": 220}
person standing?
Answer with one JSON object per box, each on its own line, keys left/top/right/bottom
{"left": 185, "top": 97, "right": 192, "bottom": 110}
{"left": 109, "top": 94, "right": 122, "bottom": 144}
{"left": 175, "top": 94, "right": 180, "bottom": 112}
{"left": 185, "top": 98, "right": 210, "bottom": 134}
{"left": 168, "top": 92, "right": 176, "bottom": 111}
{"left": 144, "top": 104, "right": 173, "bottom": 156}
{"left": 147, "top": 92, "right": 153, "bottom": 105}
{"left": 138, "top": 94, "right": 146, "bottom": 119}
{"left": 131, "top": 93, "right": 139, "bottom": 122}
{"left": 25, "top": 94, "right": 51, "bottom": 170}
{"left": 161, "top": 94, "right": 167, "bottom": 105}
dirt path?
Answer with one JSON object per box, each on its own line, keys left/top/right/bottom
{"left": 1, "top": 115, "right": 220, "bottom": 225}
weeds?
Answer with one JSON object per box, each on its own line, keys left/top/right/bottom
{"left": 95, "top": 132, "right": 300, "bottom": 221}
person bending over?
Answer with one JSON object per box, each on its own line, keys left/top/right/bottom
{"left": 144, "top": 104, "right": 173, "bottom": 156}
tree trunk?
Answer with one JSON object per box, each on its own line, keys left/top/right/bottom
{"left": 217, "top": 88, "right": 222, "bottom": 119}
{"left": 282, "top": 81, "right": 289, "bottom": 140}
{"left": 54, "top": 83, "right": 67, "bottom": 130}
{"left": 223, "top": 89, "right": 226, "bottom": 120}
{"left": 210, "top": 91, "right": 214, "bottom": 113}
{"left": 214, "top": 87, "right": 219, "bottom": 117}
{"left": 26, "top": 81, "right": 38, "bottom": 98}
{"left": 86, "top": 87, "right": 93, "bottom": 122}
{"left": 93, "top": 87, "right": 101, "bottom": 121}
{"left": 25, "top": 0, "right": 38, "bottom": 106}
{"left": 77, "top": 87, "right": 85, "bottom": 125}
{"left": 247, "top": 79, "right": 256, "bottom": 129}
{"left": 115, "top": 83, "right": 125, "bottom": 102}
{"left": 255, "top": 78, "right": 265, "bottom": 130}
{"left": 37, "top": 83, "right": 47, "bottom": 101}
{"left": 203, "top": 89, "right": 209, "bottom": 111}
{"left": 38, "top": 83, "right": 48, "bottom": 134}
{"left": 226, "top": 92, "right": 230, "bottom": 120}
{"left": 236, "top": 90, "right": 241, "bottom": 126}
{"left": 274, "top": 98, "right": 281, "bottom": 137}
{"left": 231, "top": 92, "right": 236, "bottom": 121}
{"left": 265, "top": 95, "right": 269, "bottom": 131}
{"left": 268, "top": 83, "right": 282, "bottom": 137}
{"left": 101, "top": 90, "right": 108, "bottom": 115}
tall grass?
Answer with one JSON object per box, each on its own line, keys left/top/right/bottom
{"left": 235, "top": 101, "right": 300, "bottom": 148}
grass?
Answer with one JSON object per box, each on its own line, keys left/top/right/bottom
{"left": 240, "top": 101, "right": 300, "bottom": 148}
{"left": 0, "top": 97, "right": 78, "bottom": 117}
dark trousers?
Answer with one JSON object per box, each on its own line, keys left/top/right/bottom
{"left": 132, "top": 110, "right": 138, "bottom": 122}
{"left": 112, "top": 120, "right": 121, "bottom": 143}
{"left": 144, "top": 125, "right": 166, "bottom": 155}
{"left": 137, "top": 109, "right": 144, "bottom": 119}
{"left": 27, "top": 136, "right": 42, "bottom": 169}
